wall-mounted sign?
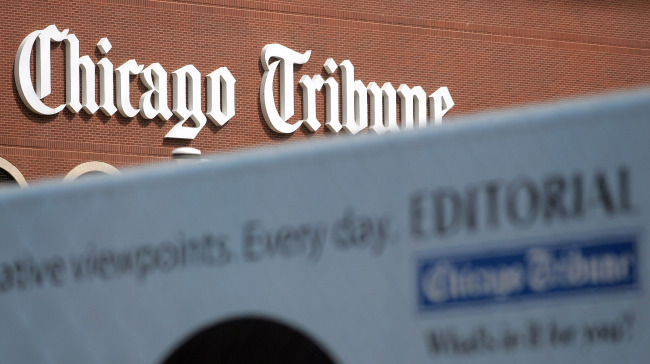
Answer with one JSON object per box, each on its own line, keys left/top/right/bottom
{"left": 15, "top": 25, "right": 454, "bottom": 140}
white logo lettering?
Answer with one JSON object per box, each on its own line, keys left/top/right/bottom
{"left": 259, "top": 45, "right": 454, "bottom": 135}
{"left": 260, "top": 44, "right": 312, "bottom": 133}
{"left": 16, "top": 26, "right": 453, "bottom": 141}
{"left": 15, "top": 25, "right": 236, "bottom": 140}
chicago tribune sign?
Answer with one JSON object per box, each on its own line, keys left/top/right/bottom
{"left": 15, "top": 25, "right": 454, "bottom": 140}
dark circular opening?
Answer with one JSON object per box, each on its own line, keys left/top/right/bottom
{"left": 0, "top": 168, "right": 18, "bottom": 186}
{"left": 161, "top": 317, "right": 337, "bottom": 364}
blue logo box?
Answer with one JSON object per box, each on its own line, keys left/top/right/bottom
{"left": 417, "top": 233, "right": 638, "bottom": 311}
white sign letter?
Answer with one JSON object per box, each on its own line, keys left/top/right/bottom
{"left": 340, "top": 60, "right": 368, "bottom": 135}
{"left": 64, "top": 34, "right": 99, "bottom": 114}
{"left": 206, "top": 67, "right": 236, "bottom": 127}
{"left": 165, "top": 65, "right": 206, "bottom": 139}
{"left": 14, "top": 25, "right": 68, "bottom": 115}
{"left": 323, "top": 59, "right": 341, "bottom": 133}
{"left": 115, "top": 60, "right": 144, "bottom": 118}
{"left": 97, "top": 38, "right": 117, "bottom": 116}
{"left": 429, "top": 86, "right": 454, "bottom": 124}
{"left": 367, "top": 82, "right": 399, "bottom": 135}
{"left": 259, "top": 44, "right": 311, "bottom": 134}
{"left": 397, "top": 84, "right": 427, "bottom": 129}
{"left": 139, "top": 63, "right": 173, "bottom": 121}
{"left": 298, "top": 75, "right": 324, "bottom": 132}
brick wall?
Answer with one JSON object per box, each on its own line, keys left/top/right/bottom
{"left": 2, "top": 0, "right": 649, "bottom": 182}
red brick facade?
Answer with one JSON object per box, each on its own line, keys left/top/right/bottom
{"left": 2, "top": 0, "right": 649, "bottom": 183}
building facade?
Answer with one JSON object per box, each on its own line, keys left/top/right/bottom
{"left": 2, "top": 0, "right": 649, "bottom": 185}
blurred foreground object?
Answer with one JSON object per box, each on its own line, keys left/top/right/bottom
{"left": 0, "top": 90, "right": 649, "bottom": 363}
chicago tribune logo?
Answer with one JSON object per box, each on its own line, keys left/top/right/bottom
{"left": 416, "top": 234, "right": 638, "bottom": 310}
{"left": 15, "top": 25, "right": 454, "bottom": 140}
{"left": 15, "top": 25, "right": 235, "bottom": 140}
